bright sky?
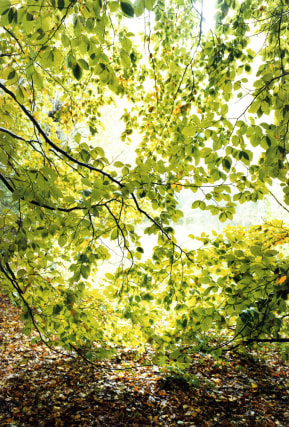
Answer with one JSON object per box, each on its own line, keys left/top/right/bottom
{"left": 202, "top": 0, "right": 217, "bottom": 31}
{"left": 129, "top": 0, "right": 217, "bottom": 36}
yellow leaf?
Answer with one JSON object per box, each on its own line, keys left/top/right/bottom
{"left": 176, "top": 182, "right": 183, "bottom": 190}
{"left": 276, "top": 276, "right": 287, "bottom": 285}
{"left": 251, "top": 382, "right": 258, "bottom": 388}
{"left": 173, "top": 105, "right": 181, "bottom": 115}
{"left": 171, "top": 182, "right": 182, "bottom": 190}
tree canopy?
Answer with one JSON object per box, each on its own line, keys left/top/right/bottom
{"left": 1, "top": 0, "right": 289, "bottom": 363}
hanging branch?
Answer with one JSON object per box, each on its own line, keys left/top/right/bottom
{"left": 0, "top": 261, "right": 70, "bottom": 356}
{"left": 0, "top": 83, "right": 123, "bottom": 188}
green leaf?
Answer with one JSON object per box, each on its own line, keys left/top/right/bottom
{"left": 17, "top": 269, "right": 26, "bottom": 278}
{"left": 78, "top": 59, "right": 89, "bottom": 70}
{"left": 8, "top": 7, "right": 14, "bottom": 23}
{"left": 111, "top": 229, "right": 119, "bottom": 240}
{"left": 121, "top": 36, "right": 132, "bottom": 52}
{"left": 31, "top": 70, "right": 43, "bottom": 89}
{"left": 120, "top": 49, "right": 131, "bottom": 68}
{"left": 240, "top": 309, "right": 253, "bottom": 325}
{"left": 219, "top": 212, "right": 227, "bottom": 222}
{"left": 114, "top": 161, "right": 124, "bottom": 167}
{"left": 182, "top": 125, "right": 196, "bottom": 136}
{"left": 61, "top": 33, "right": 70, "bottom": 47}
{"left": 81, "top": 264, "right": 90, "bottom": 279}
{"left": 222, "top": 157, "right": 231, "bottom": 171}
{"left": 142, "top": 293, "right": 154, "bottom": 301}
{"left": 16, "top": 86, "right": 24, "bottom": 103}
{"left": 74, "top": 132, "right": 81, "bottom": 143}
{"left": 7, "top": 70, "right": 16, "bottom": 81}
{"left": 72, "top": 63, "right": 82, "bottom": 80}
{"left": 0, "top": 1, "right": 10, "bottom": 15}
{"left": 250, "top": 246, "right": 262, "bottom": 256}
{"left": 80, "top": 149, "right": 90, "bottom": 162}
{"left": 191, "top": 200, "right": 201, "bottom": 209}
{"left": 57, "top": 0, "right": 65, "bottom": 9}
{"left": 120, "top": 1, "right": 134, "bottom": 17}
{"left": 53, "top": 304, "right": 63, "bottom": 315}
{"left": 145, "top": 0, "right": 155, "bottom": 10}
{"left": 58, "top": 234, "right": 68, "bottom": 247}
{"left": 134, "top": 0, "right": 145, "bottom": 16}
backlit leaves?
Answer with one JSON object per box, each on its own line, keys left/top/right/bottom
{"left": 0, "top": 0, "right": 289, "bottom": 359}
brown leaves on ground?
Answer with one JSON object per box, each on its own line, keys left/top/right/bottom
{"left": 0, "top": 293, "right": 289, "bottom": 426}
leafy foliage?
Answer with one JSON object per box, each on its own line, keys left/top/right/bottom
{"left": 0, "top": 0, "right": 289, "bottom": 361}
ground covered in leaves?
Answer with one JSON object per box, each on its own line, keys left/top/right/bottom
{"left": 1, "top": 293, "right": 289, "bottom": 426}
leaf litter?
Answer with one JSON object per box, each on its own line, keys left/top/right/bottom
{"left": 1, "top": 293, "right": 289, "bottom": 426}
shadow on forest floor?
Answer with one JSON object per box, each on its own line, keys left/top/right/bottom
{"left": 1, "top": 293, "right": 289, "bottom": 426}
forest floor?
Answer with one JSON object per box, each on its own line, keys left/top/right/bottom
{"left": 1, "top": 292, "right": 289, "bottom": 427}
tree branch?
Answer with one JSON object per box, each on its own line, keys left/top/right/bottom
{"left": 0, "top": 261, "right": 74, "bottom": 357}
{"left": 0, "top": 83, "right": 123, "bottom": 188}
{"left": 0, "top": 126, "right": 38, "bottom": 143}
{"left": 269, "top": 190, "right": 289, "bottom": 214}
{"left": 0, "top": 172, "right": 15, "bottom": 192}
{"left": 0, "top": 171, "right": 117, "bottom": 213}
{"left": 3, "top": 27, "right": 25, "bottom": 53}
